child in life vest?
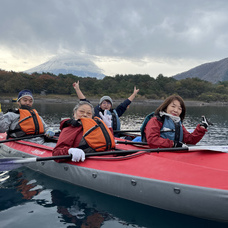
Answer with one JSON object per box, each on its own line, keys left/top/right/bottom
{"left": 52, "top": 101, "right": 115, "bottom": 162}
{"left": 144, "top": 95, "right": 211, "bottom": 148}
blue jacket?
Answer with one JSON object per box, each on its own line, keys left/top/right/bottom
{"left": 94, "top": 99, "right": 131, "bottom": 131}
{"left": 80, "top": 98, "right": 131, "bottom": 131}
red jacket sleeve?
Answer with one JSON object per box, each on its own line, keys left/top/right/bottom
{"left": 182, "top": 124, "right": 207, "bottom": 145}
{"left": 52, "top": 126, "right": 83, "bottom": 162}
{"left": 145, "top": 117, "right": 174, "bottom": 148}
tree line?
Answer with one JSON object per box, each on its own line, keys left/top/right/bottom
{"left": 0, "top": 69, "right": 228, "bottom": 102}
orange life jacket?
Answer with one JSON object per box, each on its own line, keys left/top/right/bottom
{"left": 78, "top": 117, "right": 115, "bottom": 153}
{"left": 18, "top": 109, "right": 44, "bottom": 135}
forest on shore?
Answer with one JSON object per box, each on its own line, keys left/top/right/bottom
{"left": 0, "top": 69, "right": 228, "bottom": 102}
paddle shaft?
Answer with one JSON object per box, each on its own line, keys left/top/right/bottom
{"left": 33, "top": 148, "right": 165, "bottom": 162}
{"left": 36, "top": 147, "right": 189, "bottom": 163}
{"left": 37, "top": 147, "right": 187, "bottom": 162}
{"left": 0, "top": 134, "right": 45, "bottom": 143}
{"left": 113, "top": 130, "right": 141, "bottom": 133}
{"left": 115, "top": 140, "right": 148, "bottom": 145}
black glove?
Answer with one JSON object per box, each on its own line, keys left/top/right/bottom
{"left": 200, "top": 116, "right": 213, "bottom": 129}
{"left": 173, "top": 141, "right": 188, "bottom": 148}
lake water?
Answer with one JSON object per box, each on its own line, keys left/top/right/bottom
{"left": 0, "top": 102, "right": 228, "bottom": 228}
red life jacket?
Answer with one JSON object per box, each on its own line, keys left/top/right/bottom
{"left": 78, "top": 117, "right": 115, "bottom": 153}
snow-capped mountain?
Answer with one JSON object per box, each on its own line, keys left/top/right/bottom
{"left": 25, "top": 54, "right": 105, "bottom": 79}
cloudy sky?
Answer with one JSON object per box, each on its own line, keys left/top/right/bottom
{"left": 0, "top": 0, "right": 228, "bottom": 77}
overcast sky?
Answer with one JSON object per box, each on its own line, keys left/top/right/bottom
{"left": 0, "top": 0, "right": 228, "bottom": 77}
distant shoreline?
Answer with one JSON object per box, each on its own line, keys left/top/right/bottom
{"left": 0, "top": 94, "right": 227, "bottom": 106}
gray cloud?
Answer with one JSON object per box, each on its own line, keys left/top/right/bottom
{"left": 1, "top": 0, "right": 228, "bottom": 71}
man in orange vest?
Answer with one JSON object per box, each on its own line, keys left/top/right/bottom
{"left": 0, "top": 89, "right": 55, "bottom": 144}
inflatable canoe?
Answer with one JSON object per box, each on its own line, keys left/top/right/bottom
{"left": 0, "top": 132, "right": 228, "bottom": 223}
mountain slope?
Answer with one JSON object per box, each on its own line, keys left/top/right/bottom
{"left": 172, "top": 58, "right": 228, "bottom": 83}
{"left": 25, "top": 54, "right": 105, "bottom": 79}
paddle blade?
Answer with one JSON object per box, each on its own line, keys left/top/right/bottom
{"left": 0, "top": 157, "right": 36, "bottom": 171}
{"left": 0, "top": 158, "right": 23, "bottom": 171}
{"left": 206, "top": 146, "right": 228, "bottom": 152}
{"left": 188, "top": 145, "right": 228, "bottom": 153}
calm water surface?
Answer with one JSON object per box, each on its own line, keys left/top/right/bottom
{"left": 0, "top": 102, "right": 228, "bottom": 228}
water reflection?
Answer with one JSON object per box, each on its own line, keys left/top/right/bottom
{"left": 1, "top": 168, "right": 228, "bottom": 228}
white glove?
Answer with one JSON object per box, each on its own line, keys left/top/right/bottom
{"left": 99, "top": 110, "right": 112, "bottom": 128}
{"left": 45, "top": 128, "right": 55, "bottom": 137}
{"left": 68, "top": 148, "right": 85, "bottom": 162}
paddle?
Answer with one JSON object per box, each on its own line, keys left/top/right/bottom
{"left": 0, "top": 153, "right": 96, "bottom": 171}
{"left": 1, "top": 145, "right": 228, "bottom": 171}
{"left": 113, "top": 130, "right": 141, "bottom": 133}
{"left": 115, "top": 140, "right": 148, "bottom": 145}
{"left": 0, "top": 134, "right": 45, "bottom": 143}
{"left": 0, "top": 133, "right": 59, "bottom": 143}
